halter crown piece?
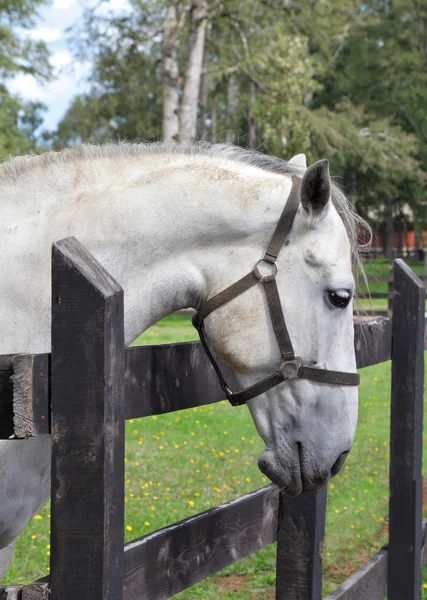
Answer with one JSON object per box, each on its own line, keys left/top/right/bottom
{"left": 192, "top": 177, "right": 360, "bottom": 407}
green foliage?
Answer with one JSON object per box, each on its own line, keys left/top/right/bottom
{"left": 50, "top": 0, "right": 166, "bottom": 145}
{"left": 0, "top": 86, "right": 45, "bottom": 159}
{"left": 0, "top": 0, "right": 50, "bottom": 79}
{"left": 312, "top": 0, "right": 427, "bottom": 226}
{"left": 0, "top": 0, "right": 50, "bottom": 159}
{"left": 2, "top": 0, "right": 425, "bottom": 225}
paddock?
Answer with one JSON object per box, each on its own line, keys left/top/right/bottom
{"left": 0, "top": 238, "right": 425, "bottom": 600}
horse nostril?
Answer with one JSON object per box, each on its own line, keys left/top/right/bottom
{"left": 330, "top": 450, "right": 350, "bottom": 477}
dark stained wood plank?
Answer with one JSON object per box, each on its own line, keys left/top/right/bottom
{"left": 275, "top": 486, "right": 327, "bottom": 600}
{"left": 357, "top": 292, "right": 390, "bottom": 299}
{"left": 387, "top": 267, "right": 394, "bottom": 316}
{"left": 354, "top": 317, "right": 392, "bottom": 369}
{"left": 124, "top": 341, "right": 235, "bottom": 419}
{"left": 21, "top": 580, "right": 49, "bottom": 600}
{"left": 123, "top": 485, "right": 279, "bottom": 600}
{"left": 0, "top": 578, "right": 49, "bottom": 600}
{"left": 366, "top": 275, "right": 389, "bottom": 282}
{"left": 0, "top": 317, "right": 402, "bottom": 438}
{"left": 49, "top": 237, "right": 125, "bottom": 600}
{"left": 12, "top": 355, "right": 50, "bottom": 438}
{"left": 0, "top": 588, "right": 21, "bottom": 600}
{"left": 324, "top": 547, "right": 388, "bottom": 600}
{"left": 388, "top": 259, "right": 424, "bottom": 600}
{"left": 365, "top": 274, "right": 427, "bottom": 283}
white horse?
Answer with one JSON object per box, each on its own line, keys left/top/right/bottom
{"left": 0, "top": 143, "right": 366, "bottom": 581}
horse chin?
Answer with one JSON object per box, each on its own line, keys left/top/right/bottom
{"left": 257, "top": 447, "right": 338, "bottom": 496}
{"left": 258, "top": 449, "right": 303, "bottom": 496}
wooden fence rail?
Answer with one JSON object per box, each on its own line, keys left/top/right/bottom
{"left": 359, "top": 270, "right": 427, "bottom": 315}
{"left": 0, "top": 319, "right": 395, "bottom": 441}
{"left": 0, "top": 241, "right": 425, "bottom": 600}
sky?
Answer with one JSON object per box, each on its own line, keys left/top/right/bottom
{"left": 7, "top": 0, "right": 129, "bottom": 132}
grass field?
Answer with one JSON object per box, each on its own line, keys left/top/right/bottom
{"left": 3, "top": 261, "right": 427, "bottom": 598}
{"left": 357, "top": 258, "right": 426, "bottom": 313}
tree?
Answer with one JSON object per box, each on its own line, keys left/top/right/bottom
{"left": 310, "top": 0, "right": 427, "bottom": 255}
{"left": 54, "top": 0, "right": 427, "bottom": 247}
{"left": 0, "top": 86, "right": 45, "bottom": 157}
{"left": 0, "top": 0, "right": 51, "bottom": 159}
{"left": 162, "top": 3, "right": 186, "bottom": 141}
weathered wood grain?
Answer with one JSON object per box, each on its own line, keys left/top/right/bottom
{"left": 0, "top": 578, "right": 49, "bottom": 600}
{"left": 49, "top": 237, "right": 125, "bottom": 600}
{"left": 0, "top": 587, "right": 21, "bottom": 600}
{"left": 4, "top": 516, "right": 427, "bottom": 600}
{"left": 12, "top": 355, "right": 50, "bottom": 438}
{"left": 124, "top": 341, "right": 235, "bottom": 419}
{"left": 123, "top": 485, "right": 279, "bottom": 600}
{"left": 275, "top": 486, "right": 327, "bottom": 600}
{"left": 353, "top": 317, "right": 392, "bottom": 368}
{"left": 324, "top": 547, "right": 388, "bottom": 600}
{"left": 0, "top": 318, "right": 403, "bottom": 439}
{"left": 388, "top": 260, "right": 424, "bottom": 600}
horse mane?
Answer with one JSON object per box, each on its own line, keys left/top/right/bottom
{"left": 0, "top": 141, "right": 371, "bottom": 280}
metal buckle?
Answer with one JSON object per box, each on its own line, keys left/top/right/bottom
{"left": 223, "top": 385, "right": 233, "bottom": 397}
{"left": 253, "top": 259, "right": 278, "bottom": 282}
{"left": 280, "top": 356, "right": 302, "bottom": 380}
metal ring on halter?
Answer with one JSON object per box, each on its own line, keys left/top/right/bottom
{"left": 253, "top": 259, "right": 278, "bottom": 282}
{"left": 280, "top": 356, "right": 302, "bottom": 380}
{"left": 223, "top": 385, "right": 233, "bottom": 397}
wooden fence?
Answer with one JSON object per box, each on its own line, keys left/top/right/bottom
{"left": 359, "top": 270, "right": 427, "bottom": 315}
{"left": 0, "top": 237, "right": 425, "bottom": 600}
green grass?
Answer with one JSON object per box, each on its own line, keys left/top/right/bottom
{"left": 357, "top": 258, "right": 426, "bottom": 313}
{"left": 3, "top": 308, "right": 427, "bottom": 598}
{"left": 132, "top": 313, "right": 199, "bottom": 346}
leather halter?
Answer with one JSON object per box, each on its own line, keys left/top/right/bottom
{"left": 192, "top": 176, "right": 360, "bottom": 407}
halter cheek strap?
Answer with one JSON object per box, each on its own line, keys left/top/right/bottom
{"left": 192, "top": 177, "right": 360, "bottom": 407}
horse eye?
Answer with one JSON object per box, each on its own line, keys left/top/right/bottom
{"left": 327, "top": 290, "right": 352, "bottom": 309}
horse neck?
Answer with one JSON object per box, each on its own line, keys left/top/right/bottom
{"left": 0, "top": 155, "right": 292, "bottom": 353}
{"left": 107, "top": 158, "right": 292, "bottom": 344}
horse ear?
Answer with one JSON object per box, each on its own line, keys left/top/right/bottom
{"left": 289, "top": 153, "right": 307, "bottom": 168}
{"left": 300, "top": 159, "right": 331, "bottom": 215}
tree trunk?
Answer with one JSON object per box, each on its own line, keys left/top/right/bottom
{"left": 383, "top": 198, "right": 394, "bottom": 260}
{"left": 179, "top": 0, "right": 209, "bottom": 144}
{"left": 248, "top": 81, "right": 257, "bottom": 149}
{"left": 225, "top": 75, "right": 238, "bottom": 145}
{"left": 211, "top": 93, "right": 217, "bottom": 141}
{"left": 162, "top": 4, "right": 181, "bottom": 142}
{"left": 199, "top": 49, "right": 208, "bottom": 140}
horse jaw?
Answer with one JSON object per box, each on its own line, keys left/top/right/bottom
{"left": 204, "top": 163, "right": 358, "bottom": 495}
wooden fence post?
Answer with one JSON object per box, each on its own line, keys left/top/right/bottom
{"left": 387, "top": 267, "right": 394, "bottom": 316}
{"left": 49, "top": 237, "right": 125, "bottom": 600}
{"left": 388, "top": 259, "right": 424, "bottom": 600}
{"left": 276, "top": 487, "right": 327, "bottom": 599}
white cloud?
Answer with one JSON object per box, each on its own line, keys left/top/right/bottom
{"left": 7, "top": 60, "right": 91, "bottom": 130}
{"left": 53, "top": 0, "right": 77, "bottom": 10}
{"left": 7, "top": 74, "right": 47, "bottom": 101}
{"left": 50, "top": 49, "right": 73, "bottom": 69}
{"left": 8, "top": 0, "right": 133, "bottom": 131}
{"left": 109, "top": 0, "right": 130, "bottom": 10}
{"left": 97, "top": 0, "right": 131, "bottom": 15}
{"left": 29, "top": 26, "right": 63, "bottom": 43}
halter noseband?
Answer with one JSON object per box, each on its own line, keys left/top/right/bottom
{"left": 192, "top": 177, "right": 360, "bottom": 407}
